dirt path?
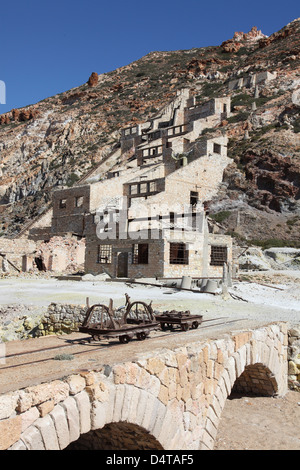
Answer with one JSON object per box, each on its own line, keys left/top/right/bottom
{"left": 214, "top": 390, "right": 300, "bottom": 450}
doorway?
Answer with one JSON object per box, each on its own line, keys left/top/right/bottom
{"left": 117, "top": 252, "right": 128, "bottom": 277}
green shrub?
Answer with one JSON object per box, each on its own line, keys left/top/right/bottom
{"left": 249, "top": 239, "right": 300, "bottom": 250}
{"left": 53, "top": 354, "right": 74, "bottom": 361}
{"left": 211, "top": 211, "right": 231, "bottom": 223}
{"left": 227, "top": 112, "right": 250, "bottom": 123}
{"left": 66, "top": 173, "right": 80, "bottom": 187}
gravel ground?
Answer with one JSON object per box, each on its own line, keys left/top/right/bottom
{"left": 0, "top": 270, "right": 299, "bottom": 327}
{"left": 214, "top": 391, "right": 300, "bottom": 450}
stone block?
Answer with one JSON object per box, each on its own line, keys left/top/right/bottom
{"left": 121, "top": 384, "right": 134, "bottom": 422}
{"left": 135, "top": 389, "right": 148, "bottom": 426}
{"left": 9, "top": 439, "right": 27, "bottom": 450}
{"left": 232, "top": 331, "right": 252, "bottom": 351}
{"left": 158, "top": 384, "right": 169, "bottom": 405}
{"left": 50, "top": 404, "right": 70, "bottom": 450}
{"left": 112, "top": 364, "right": 127, "bottom": 384}
{"left": 0, "top": 392, "right": 18, "bottom": 420}
{"left": 34, "top": 415, "right": 60, "bottom": 450}
{"left": 60, "top": 396, "right": 80, "bottom": 444}
{"left": 74, "top": 391, "right": 91, "bottom": 435}
{"left": 17, "top": 390, "right": 33, "bottom": 413}
{"left": 66, "top": 374, "right": 86, "bottom": 395}
{"left": 146, "top": 357, "right": 165, "bottom": 376}
{"left": 0, "top": 415, "right": 22, "bottom": 450}
{"left": 21, "top": 406, "right": 40, "bottom": 432}
{"left": 38, "top": 399, "right": 55, "bottom": 417}
{"left": 91, "top": 401, "right": 106, "bottom": 430}
{"left": 127, "top": 386, "right": 141, "bottom": 423}
{"left": 112, "top": 385, "right": 125, "bottom": 423}
{"left": 20, "top": 424, "right": 45, "bottom": 450}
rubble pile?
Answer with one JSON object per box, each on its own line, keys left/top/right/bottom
{"left": 0, "top": 304, "right": 45, "bottom": 342}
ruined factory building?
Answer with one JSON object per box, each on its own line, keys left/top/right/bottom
{"left": 20, "top": 88, "right": 233, "bottom": 278}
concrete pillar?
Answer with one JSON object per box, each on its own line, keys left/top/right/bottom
{"left": 180, "top": 276, "right": 192, "bottom": 290}
{"left": 1, "top": 255, "right": 9, "bottom": 273}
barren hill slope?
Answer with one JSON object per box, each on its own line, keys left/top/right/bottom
{"left": 0, "top": 19, "right": 299, "bottom": 246}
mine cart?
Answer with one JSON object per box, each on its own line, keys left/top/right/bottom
{"left": 155, "top": 310, "right": 203, "bottom": 331}
{"left": 79, "top": 294, "right": 159, "bottom": 343}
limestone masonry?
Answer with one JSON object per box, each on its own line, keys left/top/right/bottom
{"left": 0, "top": 323, "right": 288, "bottom": 450}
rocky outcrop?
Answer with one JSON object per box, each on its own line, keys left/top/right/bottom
{"left": 87, "top": 72, "right": 98, "bottom": 87}
{"left": 0, "top": 107, "right": 39, "bottom": 125}
{"left": 221, "top": 26, "right": 267, "bottom": 52}
{"left": 234, "top": 26, "right": 267, "bottom": 43}
{"left": 221, "top": 40, "right": 242, "bottom": 53}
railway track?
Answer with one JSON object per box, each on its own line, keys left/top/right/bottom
{"left": 0, "top": 316, "right": 245, "bottom": 371}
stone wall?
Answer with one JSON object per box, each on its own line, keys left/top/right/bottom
{"left": 288, "top": 325, "right": 300, "bottom": 391}
{"left": 37, "top": 303, "right": 87, "bottom": 336}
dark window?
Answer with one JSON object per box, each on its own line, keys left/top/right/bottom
{"left": 210, "top": 246, "right": 227, "bottom": 266}
{"left": 59, "top": 199, "right": 67, "bottom": 209}
{"left": 132, "top": 244, "right": 149, "bottom": 264}
{"left": 213, "top": 143, "right": 221, "bottom": 154}
{"left": 190, "top": 191, "right": 198, "bottom": 206}
{"left": 97, "top": 245, "right": 112, "bottom": 264}
{"left": 170, "top": 212, "right": 175, "bottom": 231}
{"left": 169, "top": 243, "right": 189, "bottom": 265}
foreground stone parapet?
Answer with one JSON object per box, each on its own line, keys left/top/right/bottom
{"left": 288, "top": 325, "right": 300, "bottom": 391}
{"left": 0, "top": 322, "right": 288, "bottom": 451}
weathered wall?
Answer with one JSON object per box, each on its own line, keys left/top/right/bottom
{"left": 84, "top": 238, "right": 165, "bottom": 278}
{"left": 0, "top": 322, "right": 288, "bottom": 451}
{"left": 0, "top": 238, "right": 37, "bottom": 272}
{"left": 51, "top": 185, "right": 91, "bottom": 235}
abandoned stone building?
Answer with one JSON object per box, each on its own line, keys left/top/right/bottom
{"left": 18, "top": 88, "right": 234, "bottom": 278}
{"left": 228, "top": 71, "right": 277, "bottom": 91}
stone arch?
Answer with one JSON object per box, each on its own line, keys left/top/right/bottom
{"left": 200, "top": 337, "right": 284, "bottom": 450}
{"left": 65, "top": 422, "right": 164, "bottom": 450}
{"left": 12, "top": 384, "right": 181, "bottom": 450}
{"left": 231, "top": 363, "right": 278, "bottom": 396}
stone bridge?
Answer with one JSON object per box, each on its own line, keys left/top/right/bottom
{"left": 0, "top": 322, "right": 288, "bottom": 450}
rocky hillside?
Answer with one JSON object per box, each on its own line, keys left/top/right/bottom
{"left": 0, "top": 19, "right": 299, "bottom": 246}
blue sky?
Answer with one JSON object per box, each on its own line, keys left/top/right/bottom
{"left": 0, "top": 0, "right": 299, "bottom": 114}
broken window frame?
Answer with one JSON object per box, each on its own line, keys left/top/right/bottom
{"left": 132, "top": 243, "right": 149, "bottom": 265}
{"left": 75, "top": 196, "right": 84, "bottom": 208}
{"left": 210, "top": 245, "right": 228, "bottom": 266}
{"left": 169, "top": 243, "right": 189, "bottom": 265}
{"left": 97, "top": 245, "right": 112, "bottom": 264}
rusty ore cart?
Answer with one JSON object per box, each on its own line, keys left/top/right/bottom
{"left": 79, "top": 294, "right": 159, "bottom": 343}
{"left": 155, "top": 310, "right": 203, "bottom": 331}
